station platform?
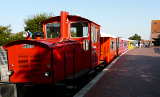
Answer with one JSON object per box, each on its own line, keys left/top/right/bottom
{"left": 74, "top": 47, "right": 160, "bottom": 97}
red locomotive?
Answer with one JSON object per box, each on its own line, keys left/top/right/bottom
{"left": 4, "top": 11, "right": 128, "bottom": 85}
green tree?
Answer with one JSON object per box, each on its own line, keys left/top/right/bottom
{"left": 0, "top": 25, "right": 11, "bottom": 34}
{"left": 128, "top": 34, "right": 141, "bottom": 40}
{"left": 24, "top": 13, "right": 52, "bottom": 33}
{"left": 0, "top": 25, "right": 12, "bottom": 45}
{"left": 0, "top": 25, "right": 24, "bottom": 46}
{"left": 10, "top": 32, "right": 25, "bottom": 41}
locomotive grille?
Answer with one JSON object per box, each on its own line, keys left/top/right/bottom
{"left": 18, "top": 56, "right": 28, "bottom": 64}
{"left": 18, "top": 55, "right": 41, "bottom": 68}
{"left": 16, "top": 54, "right": 43, "bottom": 80}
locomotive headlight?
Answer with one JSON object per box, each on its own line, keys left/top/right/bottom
{"left": 23, "top": 31, "right": 32, "bottom": 39}
{"left": 23, "top": 32, "right": 28, "bottom": 37}
{"left": 44, "top": 72, "right": 51, "bottom": 77}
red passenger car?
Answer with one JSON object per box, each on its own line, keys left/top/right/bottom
{"left": 100, "top": 34, "right": 117, "bottom": 64}
{"left": 4, "top": 11, "right": 101, "bottom": 84}
{"left": 117, "top": 38, "right": 128, "bottom": 55}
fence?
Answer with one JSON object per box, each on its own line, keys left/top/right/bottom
{"left": 0, "top": 47, "right": 9, "bottom": 81}
{"left": 0, "top": 83, "right": 17, "bottom": 97}
{"left": 0, "top": 47, "right": 7, "bottom": 65}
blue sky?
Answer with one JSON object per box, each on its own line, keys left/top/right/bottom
{"left": 1, "top": 0, "right": 160, "bottom": 40}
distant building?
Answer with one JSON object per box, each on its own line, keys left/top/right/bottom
{"left": 151, "top": 20, "right": 160, "bottom": 46}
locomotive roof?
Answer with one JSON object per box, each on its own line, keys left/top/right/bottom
{"left": 4, "top": 40, "right": 53, "bottom": 49}
{"left": 42, "top": 15, "right": 100, "bottom": 26}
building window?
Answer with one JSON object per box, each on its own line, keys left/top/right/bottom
{"left": 154, "top": 22, "right": 157, "bottom": 24}
{"left": 153, "top": 30, "right": 157, "bottom": 32}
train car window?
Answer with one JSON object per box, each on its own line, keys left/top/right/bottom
{"left": 117, "top": 42, "right": 120, "bottom": 48}
{"left": 110, "top": 41, "right": 114, "bottom": 50}
{"left": 71, "top": 22, "right": 88, "bottom": 37}
{"left": 124, "top": 42, "right": 127, "bottom": 47}
{"left": 121, "top": 41, "right": 124, "bottom": 47}
{"left": 116, "top": 39, "right": 120, "bottom": 48}
{"left": 46, "top": 23, "right": 60, "bottom": 38}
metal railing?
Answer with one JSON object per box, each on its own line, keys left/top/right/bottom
{"left": 0, "top": 50, "right": 7, "bottom": 65}
{"left": 0, "top": 46, "right": 9, "bottom": 82}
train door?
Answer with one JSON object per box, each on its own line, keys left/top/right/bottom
{"left": 91, "top": 24, "right": 100, "bottom": 67}
{"left": 70, "top": 21, "right": 91, "bottom": 74}
{"left": 116, "top": 38, "right": 120, "bottom": 56}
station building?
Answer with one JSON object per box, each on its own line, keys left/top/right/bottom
{"left": 151, "top": 20, "right": 160, "bottom": 46}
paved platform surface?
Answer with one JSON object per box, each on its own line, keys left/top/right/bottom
{"left": 78, "top": 47, "right": 160, "bottom": 97}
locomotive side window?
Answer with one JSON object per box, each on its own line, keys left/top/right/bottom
{"left": 71, "top": 22, "right": 88, "bottom": 37}
{"left": 46, "top": 23, "right": 60, "bottom": 38}
{"left": 91, "top": 26, "right": 98, "bottom": 43}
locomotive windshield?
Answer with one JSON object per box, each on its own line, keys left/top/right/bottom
{"left": 46, "top": 22, "right": 60, "bottom": 38}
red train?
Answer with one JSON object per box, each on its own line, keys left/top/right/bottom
{"left": 4, "top": 11, "right": 128, "bottom": 85}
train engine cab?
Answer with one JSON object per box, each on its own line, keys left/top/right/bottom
{"left": 4, "top": 11, "right": 100, "bottom": 85}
